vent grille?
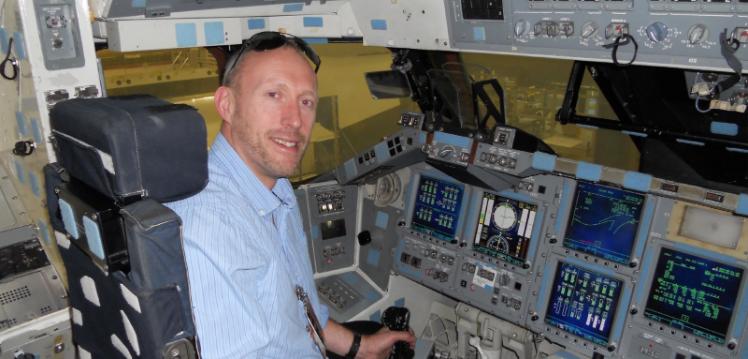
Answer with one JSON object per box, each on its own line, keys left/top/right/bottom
{"left": 0, "top": 286, "right": 31, "bottom": 305}
{"left": 0, "top": 318, "right": 17, "bottom": 329}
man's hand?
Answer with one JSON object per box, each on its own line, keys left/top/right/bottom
{"left": 356, "top": 327, "right": 416, "bottom": 359}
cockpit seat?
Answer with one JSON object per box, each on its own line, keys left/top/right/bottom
{"left": 43, "top": 95, "right": 208, "bottom": 359}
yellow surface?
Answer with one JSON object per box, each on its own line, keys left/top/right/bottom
{"left": 100, "top": 44, "right": 640, "bottom": 179}
{"left": 100, "top": 44, "right": 411, "bottom": 180}
{"left": 462, "top": 53, "right": 640, "bottom": 171}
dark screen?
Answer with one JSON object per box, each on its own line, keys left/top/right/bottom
{"left": 320, "top": 219, "right": 346, "bottom": 240}
{"left": 564, "top": 182, "right": 645, "bottom": 264}
{"left": 644, "top": 248, "right": 743, "bottom": 344}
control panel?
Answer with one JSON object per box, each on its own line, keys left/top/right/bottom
{"left": 444, "top": 0, "right": 748, "bottom": 71}
{"left": 33, "top": 0, "right": 84, "bottom": 70}
{"left": 315, "top": 272, "right": 383, "bottom": 322}
{"left": 304, "top": 117, "right": 748, "bottom": 358}
{"left": 296, "top": 182, "right": 359, "bottom": 273}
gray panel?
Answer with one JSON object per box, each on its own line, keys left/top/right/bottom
{"left": 34, "top": 0, "right": 85, "bottom": 70}
{"left": 446, "top": 0, "right": 748, "bottom": 72}
{"left": 303, "top": 126, "right": 748, "bottom": 359}
{"left": 102, "top": 0, "right": 303, "bottom": 18}
{"left": 0, "top": 310, "right": 72, "bottom": 359}
{"left": 525, "top": 253, "right": 635, "bottom": 357}
{"left": 619, "top": 196, "right": 748, "bottom": 358}
{"left": 357, "top": 200, "right": 399, "bottom": 290}
{"left": 0, "top": 227, "right": 67, "bottom": 332}
{"left": 335, "top": 128, "right": 427, "bottom": 185}
{"left": 297, "top": 182, "right": 358, "bottom": 274}
{"left": 315, "top": 272, "right": 382, "bottom": 322}
{"left": 0, "top": 166, "right": 29, "bottom": 233}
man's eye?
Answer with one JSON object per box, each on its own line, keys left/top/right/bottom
{"left": 268, "top": 92, "right": 279, "bottom": 98}
{"left": 302, "top": 99, "right": 315, "bottom": 108}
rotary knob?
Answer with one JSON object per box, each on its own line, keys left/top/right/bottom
{"left": 546, "top": 21, "right": 560, "bottom": 37}
{"left": 581, "top": 22, "right": 599, "bottom": 39}
{"left": 646, "top": 22, "right": 669, "bottom": 43}
{"left": 515, "top": 20, "right": 531, "bottom": 37}
{"left": 687, "top": 24, "right": 708, "bottom": 45}
{"left": 533, "top": 21, "right": 546, "bottom": 37}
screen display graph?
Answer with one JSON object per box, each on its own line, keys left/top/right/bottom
{"left": 564, "top": 182, "right": 645, "bottom": 264}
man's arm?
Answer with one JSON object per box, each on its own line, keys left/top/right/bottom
{"left": 324, "top": 320, "right": 416, "bottom": 359}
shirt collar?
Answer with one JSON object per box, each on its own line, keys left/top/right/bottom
{"left": 210, "top": 133, "right": 297, "bottom": 216}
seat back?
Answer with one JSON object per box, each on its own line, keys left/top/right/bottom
{"left": 44, "top": 95, "right": 208, "bottom": 359}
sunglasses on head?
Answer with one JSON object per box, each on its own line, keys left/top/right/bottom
{"left": 223, "top": 31, "right": 321, "bottom": 84}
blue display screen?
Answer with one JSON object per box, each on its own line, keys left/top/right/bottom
{"left": 545, "top": 262, "right": 622, "bottom": 346}
{"left": 564, "top": 182, "right": 645, "bottom": 264}
{"left": 645, "top": 248, "right": 743, "bottom": 344}
{"left": 411, "top": 176, "right": 464, "bottom": 242}
{"left": 473, "top": 192, "right": 537, "bottom": 266}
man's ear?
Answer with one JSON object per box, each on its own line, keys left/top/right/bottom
{"left": 214, "top": 86, "right": 234, "bottom": 125}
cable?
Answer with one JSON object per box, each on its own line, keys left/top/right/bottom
{"left": 1, "top": 36, "right": 18, "bottom": 80}
{"left": 468, "top": 336, "right": 487, "bottom": 359}
{"left": 694, "top": 95, "right": 712, "bottom": 114}
{"left": 603, "top": 33, "right": 638, "bottom": 67}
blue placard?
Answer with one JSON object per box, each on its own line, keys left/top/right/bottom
{"left": 303, "top": 17, "right": 324, "bottom": 27}
{"left": 710, "top": 121, "right": 738, "bottom": 136}
{"left": 575, "top": 162, "right": 602, "bottom": 182}
{"left": 370, "top": 19, "right": 388, "bottom": 30}
{"left": 175, "top": 23, "right": 197, "bottom": 47}
{"left": 247, "top": 18, "right": 266, "bottom": 30}
{"left": 204, "top": 22, "right": 225, "bottom": 46}
{"left": 473, "top": 27, "right": 486, "bottom": 41}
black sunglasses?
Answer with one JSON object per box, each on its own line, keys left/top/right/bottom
{"left": 223, "top": 31, "right": 321, "bottom": 84}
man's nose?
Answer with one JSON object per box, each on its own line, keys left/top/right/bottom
{"left": 281, "top": 100, "right": 302, "bottom": 129}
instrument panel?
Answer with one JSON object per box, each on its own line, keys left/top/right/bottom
{"left": 350, "top": 0, "right": 748, "bottom": 72}
{"left": 301, "top": 120, "right": 748, "bottom": 358}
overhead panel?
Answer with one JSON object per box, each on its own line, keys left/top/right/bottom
{"left": 445, "top": 0, "right": 748, "bottom": 72}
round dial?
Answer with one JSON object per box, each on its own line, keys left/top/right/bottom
{"left": 645, "top": 22, "right": 669, "bottom": 43}
{"left": 492, "top": 203, "right": 517, "bottom": 230}
{"left": 487, "top": 235, "right": 510, "bottom": 253}
{"left": 687, "top": 24, "right": 708, "bottom": 45}
{"left": 581, "top": 22, "right": 599, "bottom": 39}
{"left": 515, "top": 20, "right": 531, "bottom": 37}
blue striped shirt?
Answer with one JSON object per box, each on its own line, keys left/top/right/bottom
{"left": 166, "top": 133, "right": 329, "bottom": 358}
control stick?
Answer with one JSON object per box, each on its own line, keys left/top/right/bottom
{"left": 381, "top": 307, "right": 414, "bottom": 359}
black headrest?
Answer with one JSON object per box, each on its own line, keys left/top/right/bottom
{"left": 50, "top": 95, "right": 208, "bottom": 202}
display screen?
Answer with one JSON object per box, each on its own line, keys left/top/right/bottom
{"left": 564, "top": 182, "right": 645, "bottom": 264}
{"left": 545, "top": 262, "right": 622, "bottom": 346}
{"left": 473, "top": 192, "right": 537, "bottom": 266}
{"left": 462, "top": 0, "right": 504, "bottom": 20}
{"left": 644, "top": 248, "right": 743, "bottom": 344}
{"left": 320, "top": 219, "right": 346, "bottom": 240}
{"left": 411, "top": 176, "right": 464, "bottom": 242}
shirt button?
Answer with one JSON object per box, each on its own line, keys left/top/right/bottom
{"left": 259, "top": 210, "right": 265, "bottom": 215}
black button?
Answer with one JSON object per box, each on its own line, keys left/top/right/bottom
{"left": 674, "top": 354, "right": 685, "bottom": 359}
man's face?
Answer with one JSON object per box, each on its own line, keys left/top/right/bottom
{"left": 221, "top": 46, "right": 318, "bottom": 187}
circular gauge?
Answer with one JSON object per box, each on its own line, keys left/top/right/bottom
{"left": 492, "top": 203, "right": 517, "bottom": 230}
{"left": 487, "top": 235, "right": 510, "bottom": 254}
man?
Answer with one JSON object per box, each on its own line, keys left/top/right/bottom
{"left": 167, "top": 31, "right": 415, "bottom": 358}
